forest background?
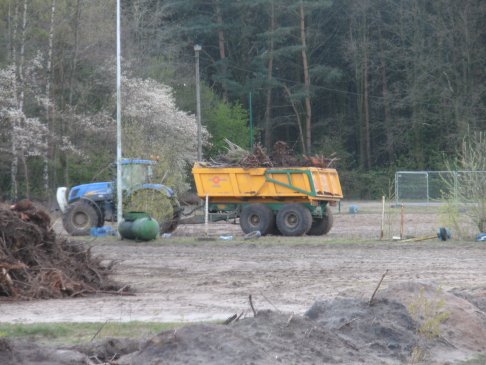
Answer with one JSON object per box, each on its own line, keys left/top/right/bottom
{"left": 0, "top": 0, "right": 484, "bottom": 202}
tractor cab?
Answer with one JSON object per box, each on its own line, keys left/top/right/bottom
{"left": 119, "top": 158, "right": 175, "bottom": 198}
{"left": 120, "top": 159, "right": 155, "bottom": 192}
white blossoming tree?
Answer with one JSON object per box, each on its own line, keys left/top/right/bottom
{"left": 0, "top": 63, "right": 48, "bottom": 198}
{"left": 0, "top": 57, "right": 79, "bottom": 199}
{"left": 122, "top": 76, "right": 208, "bottom": 192}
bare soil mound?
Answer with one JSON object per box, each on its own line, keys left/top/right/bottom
{"left": 1, "top": 282, "right": 485, "bottom": 364}
{"left": 117, "top": 283, "right": 485, "bottom": 365}
{"left": 0, "top": 201, "right": 118, "bottom": 299}
{"left": 305, "top": 297, "right": 417, "bottom": 363}
{"left": 376, "top": 282, "right": 486, "bottom": 363}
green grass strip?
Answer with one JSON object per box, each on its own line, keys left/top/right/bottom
{"left": 0, "top": 321, "right": 183, "bottom": 345}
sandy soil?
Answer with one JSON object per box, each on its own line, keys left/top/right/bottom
{"left": 1, "top": 201, "right": 485, "bottom": 325}
{"left": 1, "top": 201, "right": 486, "bottom": 364}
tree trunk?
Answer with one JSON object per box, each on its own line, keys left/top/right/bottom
{"left": 64, "top": 0, "right": 82, "bottom": 186}
{"left": 18, "top": 0, "right": 27, "bottom": 113}
{"left": 264, "top": 1, "right": 275, "bottom": 150}
{"left": 352, "top": 2, "right": 371, "bottom": 170}
{"left": 283, "top": 85, "right": 306, "bottom": 154}
{"left": 44, "top": 0, "right": 57, "bottom": 199}
{"left": 10, "top": 0, "right": 19, "bottom": 199}
{"left": 215, "top": 0, "right": 227, "bottom": 101}
{"left": 16, "top": 0, "right": 29, "bottom": 198}
{"left": 7, "top": 2, "right": 12, "bottom": 61}
{"left": 68, "top": 0, "right": 80, "bottom": 107}
{"left": 411, "top": 0, "right": 424, "bottom": 168}
{"left": 378, "top": 29, "right": 393, "bottom": 163}
{"left": 21, "top": 155, "right": 30, "bottom": 199}
{"left": 363, "top": 40, "right": 371, "bottom": 169}
{"left": 350, "top": 18, "right": 368, "bottom": 170}
{"left": 300, "top": 1, "right": 312, "bottom": 154}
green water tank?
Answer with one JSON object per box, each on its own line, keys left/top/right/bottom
{"left": 118, "top": 211, "right": 159, "bottom": 241}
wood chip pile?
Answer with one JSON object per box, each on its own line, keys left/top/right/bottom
{"left": 0, "top": 200, "right": 118, "bottom": 300}
{"left": 206, "top": 140, "right": 337, "bottom": 168}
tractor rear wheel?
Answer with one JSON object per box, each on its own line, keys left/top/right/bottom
{"left": 63, "top": 200, "right": 101, "bottom": 236}
{"left": 276, "top": 204, "right": 312, "bottom": 236}
{"left": 124, "top": 189, "right": 180, "bottom": 234}
{"left": 308, "top": 206, "right": 334, "bottom": 235}
{"left": 240, "top": 204, "right": 275, "bottom": 235}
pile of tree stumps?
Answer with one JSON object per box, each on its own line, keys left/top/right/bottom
{"left": 0, "top": 200, "right": 120, "bottom": 300}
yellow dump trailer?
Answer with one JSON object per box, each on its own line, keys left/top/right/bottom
{"left": 192, "top": 164, "right": 343, "bottom": 236}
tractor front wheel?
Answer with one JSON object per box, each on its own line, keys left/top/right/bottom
{"left": 63, "top": 201, "right": 101, "bottom": 236}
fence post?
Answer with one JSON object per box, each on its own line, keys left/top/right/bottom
{"left": 426, "top": 172, "right": 429, "bottom": 204}
{"left": 395, "top": 172, "right": 399, "bottom": 206}
{"left": 454, "top": 171, "right": 458, "bottom": 201}
{"left": 400, "top": 204, "right": 404, "bottom": 239}
{"left": 380, "top": 195, "right": 385, "bottom": 240}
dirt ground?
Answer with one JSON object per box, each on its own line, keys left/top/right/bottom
{"left": 1, "top": 201, "right": 486, "bottom": 364}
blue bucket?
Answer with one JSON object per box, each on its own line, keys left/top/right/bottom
{"left": 90, "top": 226, "right": 115, "bottom": 237}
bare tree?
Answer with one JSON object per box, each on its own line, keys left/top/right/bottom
{"left": 299, "top": 0, "right": 311, "bottom": 154}
{"left": 43, "top": 0, "right": 56, "bottom": 198}
{"left": 444, "top": 131, "right": 486, "bottom": 236}
{"left": 9, "top": 0, "right": 19, "bottom": 199}
{"left": 214, "top": 0, "right": 228, "bottom": 101}
{"left": 347, "top": 0, "right": 372, "bottom": 169}
{"left": 264, "top": 0, "right": 275, "bottom": 150}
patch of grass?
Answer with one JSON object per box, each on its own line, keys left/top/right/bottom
{"left": 0, "top": 323, "right": 70, "bottom": 338}
{"left": 457, "top": 354, "right": 486, "bottom": 365}
{"left": 0, "top": 321, "right": 182, "bottom": 345}
{"left": 91, "top": 235, "right": 379, "bottom": 246}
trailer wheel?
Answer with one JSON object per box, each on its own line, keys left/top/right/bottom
{"left": 240, "top": 204, "right": 275, "bottom": 235}
{"left": 308, "top": 206, "right": 334, "bottom": 235}
{"left": 63, "top": 200, "right": 101, "bottom": 236}
{"left": 276, "top": 204, "right": 312, "bottom": 236}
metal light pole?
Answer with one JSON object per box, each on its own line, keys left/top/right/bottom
{"left": 116, "top": 0, "right": 123, "bottom": 233}
{"left": 194, "top": 44, "right": 202, "bottom": 161}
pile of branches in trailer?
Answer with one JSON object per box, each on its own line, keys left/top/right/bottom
{"left": 204, "top": 140, "right": 338, "bottom": 168}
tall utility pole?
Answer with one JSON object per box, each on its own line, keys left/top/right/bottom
{"left": 194, "top": 44, "right": 202, "bottom": 161}
{"left": 116, "top": 0, "right": 123, "bottom": 232}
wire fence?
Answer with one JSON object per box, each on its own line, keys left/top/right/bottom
{"left": 394, "top": 171, "right": 486, "bottom": 205}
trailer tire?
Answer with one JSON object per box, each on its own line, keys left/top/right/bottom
{"left": 63, "top": 200, "right": 101, "bottom": 236}
{"left": 308, "top": 206, "right": 334, "bottom": 235}
{"left": 240, "top": 204, "right": 275, "bottom": 236}
{"left": 276, "top": 204, "right": 312, "bottom": 236}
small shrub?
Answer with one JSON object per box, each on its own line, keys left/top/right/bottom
{"left": 407, "top": 286, "right": 450, "bottom": 364}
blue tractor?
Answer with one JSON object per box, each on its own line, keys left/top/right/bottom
{"left": 56, "top": 159, "right": 181, "bottom": 236}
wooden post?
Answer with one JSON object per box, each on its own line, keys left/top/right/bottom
{"left": 380, "top": 195, "right": 385, "bottom": 240}
{"left": 205, "top": 194, "right": 209, "bottom": 236}
{"left": 369, "top": 269, "right": 389, "bottom": 306}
